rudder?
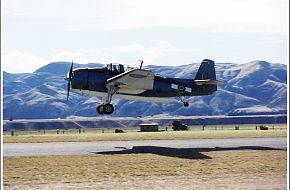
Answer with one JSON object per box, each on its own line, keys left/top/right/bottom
{"left": 194, "top": 59, "right": 216, "bottom": 80}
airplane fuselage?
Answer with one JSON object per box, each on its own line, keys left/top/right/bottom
{"left": 71, "top": 68, "right": 216, "bottom": 100}
{"left": 66, "top": 59, "right": 220, "bottom": 114}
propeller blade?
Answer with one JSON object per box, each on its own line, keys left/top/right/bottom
{"left": 67, "top": 61, "right": 73, "bottom": 101}
{"left": 67, "top": 80, "right": 70, "bottom": 101}
{"left": 69, "top": 61, "right": 73, "bottom": 79}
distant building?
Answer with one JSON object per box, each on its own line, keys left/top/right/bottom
{"left": 139, "top": 123, "right": 159, "bottom": 132}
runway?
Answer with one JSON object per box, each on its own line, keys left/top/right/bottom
{"left": 3, "top": 137, "right": 287, "bottom": 157}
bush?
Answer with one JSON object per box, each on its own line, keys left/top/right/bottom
{"left": 115, "top": 128, "right": 125, "bottom": 133}
{"left": 259, "top": 125, "right": 268, "bottom": 130}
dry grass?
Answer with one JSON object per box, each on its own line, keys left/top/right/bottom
{"left": 3, "top": 150, "right": 287, "bottom": 189}
{"left": 4, "top": 129, "right": 287, "bottom": 143}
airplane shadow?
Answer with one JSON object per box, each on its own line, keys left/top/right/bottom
{"left": 92, "top": 146, "right": 285, "bottom": 160}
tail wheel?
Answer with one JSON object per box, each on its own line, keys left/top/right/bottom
{"left": 183, "top": 102, "right": 189, "bottom": 107}
{"left": 177, "top": 84, "right": 186, "bottom": 93}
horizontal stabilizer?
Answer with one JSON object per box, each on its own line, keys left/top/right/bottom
{"left": 194, "top": 79, "right": 224, "bottom": 85}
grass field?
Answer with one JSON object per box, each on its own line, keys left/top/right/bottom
{"left": 3, "top": 128, "right": 287, "bottom": 143}
{"left": 3, "top": 150, "right": 287, "bottom": 190}
{"left": 4, "top": 124, "right": 286, "bottom": 135}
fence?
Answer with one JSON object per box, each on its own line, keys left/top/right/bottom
{"left": 4, "top": 124, "right": 286, "bottom": 136}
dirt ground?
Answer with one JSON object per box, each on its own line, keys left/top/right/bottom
{"left": 6, "top": 174, "right": 286, "bottom": 190}
{"left": 4, "top": 150, "right": 287, "bottom": 190}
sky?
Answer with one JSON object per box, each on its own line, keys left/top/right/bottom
{"left": 2, "top": 0, "right": 289, "bottom": 73}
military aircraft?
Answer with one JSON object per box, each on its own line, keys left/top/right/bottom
{"left": 65, "top": 59, "right": 222, "bottom": 115}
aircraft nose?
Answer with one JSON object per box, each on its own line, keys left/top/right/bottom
{"left": 64, "top": 72, "right": 71, "bottom": 81}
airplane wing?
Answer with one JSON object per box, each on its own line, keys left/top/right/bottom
{"left": 106, "top": 69, "right": 155, "bottom": 93}
{"left": 194, "top": 79, "right": 224, "bottom": 85}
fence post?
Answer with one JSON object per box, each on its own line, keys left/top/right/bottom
{"left": 102, "top": 129, "right": 104, "bottom": 133}
{"left": 202, "top": 125, "right": 205, "bottom": 131}
{"left": 57, "top": 130, "right": 59, "bottom": 134}
{"left": 79, "top": 129, "right": 81, "bottom": 134}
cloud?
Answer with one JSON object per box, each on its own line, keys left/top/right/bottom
{"left": 2, "top": 51, "right": 91, "bottom": 73}
{"left": 2, "top": 42, "right": 201, "bottom": 73}
{"left": 3, "top": 0, "right": 287, "bottom": 72}
{"left": 81, "top": 41, "right": 200, "bottom": 66}
{"left": 50, "top": 52, "right": 90, "bottom": 64}
{"left": 3, "top": 52, "right": 48, "bottom": 73}
{"left": 100, "top": 53, "right": 119, "bottom": 64}
{"left": 4, "top": 0, "right": 288, "bottom": 35}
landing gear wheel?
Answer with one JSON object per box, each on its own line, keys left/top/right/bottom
{"left": 177, "top": 84, "right": 186, "bottom": 93}
{"left": 104, "top": 104, "right": 114, "bottom": 114}
{"left": 96, "top": 104, "right": 114, "bottom": 114}
{"left": 183, "top": 102, "right": 189, "bottom": 107}
{"left": 96, "top": 105, "right": 104, "bottom": 114}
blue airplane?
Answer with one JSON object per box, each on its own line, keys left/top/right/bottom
{"left": 65, "top": 59, "right": 222, "bottom": 115}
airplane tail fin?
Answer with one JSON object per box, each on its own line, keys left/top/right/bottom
{"left": 194, "top": 59, "right": 222, "bottom": 91}
{"left": 194, "top": 59, "right": 216, "bottom": 80}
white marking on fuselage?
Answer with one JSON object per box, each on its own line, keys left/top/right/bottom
{"left": 171, "top": 84, "right": 178, "bottom": 90}
{"left": 171, "top": 84, "right": 192, "bottom": 93}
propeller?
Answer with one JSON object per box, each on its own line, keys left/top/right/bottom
{"left": 66, "top": 61, "right": 74, "bottom": 101}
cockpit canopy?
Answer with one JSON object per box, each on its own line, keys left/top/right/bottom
{"left": 104, "top": 63, "right": 131, "bottom": 73}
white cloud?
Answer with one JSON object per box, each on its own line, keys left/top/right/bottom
{"left": 50, "top": 52, "right": 90, "bottom": 64}
{"left": 81, "top": 41, "right": 200, "bottom": 66}
{"left": 3, "top": 52, "right": 48, "bottom": 73}
{"left": 3, "top": 0, "right": 287, "bottom": 71}
{"left": 99, "top": 53, "right": 119, "bottom": 65}
{"left": 2, "top": 42, "right": 201, "bottom": 73}
{"left": 2, "top": 51, "right": 93, "bottom": 73}
{"left": 4, "top": 0, "right": 288, "bottom": 35}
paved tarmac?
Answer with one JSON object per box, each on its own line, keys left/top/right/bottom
{"left": 3, "top": 137, "right": 287, "bottom": 157}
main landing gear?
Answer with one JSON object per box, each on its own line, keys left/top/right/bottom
{"left": 179, "top": 96, "right": 189, "bottom": 107}
{"left": 97, "top": 104, "right": 114, "bottom": 114}
{"left": 96, "top": 85, "right": 119, "bottom": 115}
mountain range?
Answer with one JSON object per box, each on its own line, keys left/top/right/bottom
{"left": 3, "top": 60, "right": 287, "bottom": 119}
